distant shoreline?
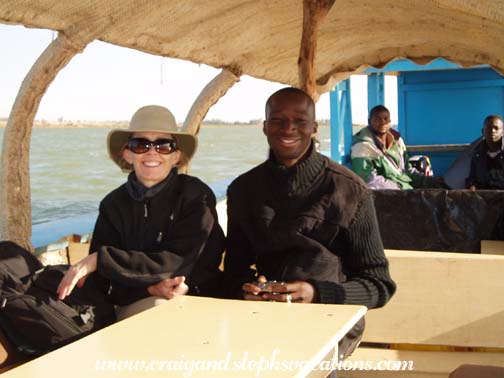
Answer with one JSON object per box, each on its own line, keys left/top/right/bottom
{"left": 0, "top": 120, "right": 331, "bottom": 129}
{"left": 0, "top": 120, "right": 135, "bottom": 129}
{"left": 0, "top": 120, "right": 129, "bottom": 129}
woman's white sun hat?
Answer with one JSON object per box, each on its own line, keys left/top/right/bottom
{"left": 107, "top": 105, "right": 197, "bottom": 172}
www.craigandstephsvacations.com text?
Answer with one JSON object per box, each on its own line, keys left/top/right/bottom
{"left": 95, "top": 350, "right": 414, "bottom": 377}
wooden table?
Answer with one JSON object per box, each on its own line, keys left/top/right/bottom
{"left": 3, "top": 296, "right": 366, "bottom": 378}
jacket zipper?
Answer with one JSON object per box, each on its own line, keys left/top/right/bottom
{"left": 143, "top": 200, "right": 149, "bottom": 249}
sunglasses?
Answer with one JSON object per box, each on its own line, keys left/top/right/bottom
{"left": 126, "top": 138, "right": 178, "bottom": 155}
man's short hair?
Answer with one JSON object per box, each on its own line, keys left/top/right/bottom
{"left": 369, "top": 105, "right": 390, "bottom": 119}
{"left": 483, "top": 114, "right": 503, "bottom": 126}
{"left": 265, "top": 87, "right": 315, "bottom": 118}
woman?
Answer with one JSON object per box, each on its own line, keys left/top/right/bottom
{"left": 57, "top": 105, "right": 224, "bottom": 319}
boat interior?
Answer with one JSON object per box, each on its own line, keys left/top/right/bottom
{"left": 1, "top": 1, "right": 503, "bottom": 376}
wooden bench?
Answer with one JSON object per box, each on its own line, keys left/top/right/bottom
{"left": 35, "top": 233, "right": 91, "bottom": 265}
{"left": 343, "top": 250, "right": 504, "bottom": 378}
{"left": 480, "top": 240, "right": 504, "bottom": 256}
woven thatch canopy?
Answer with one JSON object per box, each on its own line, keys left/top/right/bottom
{"left": 1, "top": 0, "right": 503, "bottom": 94}
{"left": 1, "top": 0, "right": 504, "bottom": 250}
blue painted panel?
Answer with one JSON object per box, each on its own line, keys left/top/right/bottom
{"left": 398, "top": 67, "right": 504, "bottom": 176}
{"left": 32, "top": 212, "right": 97, "bottom": 248}
{"left": 329, "top": 89, "right": 341, "bottom": 162}
{"left": 330, "top": 64, "right": 504, "bottom": 177}
{"left": 365, "top": 57, "right": 487, "bottom": 74}
{"left": 402, "top": 67, "right": 502, "bottom": 85}
{"left": 342, "top": 80, "right": 353, "bottom": 160}
{"left": 402, "top": 86, "right": 504, "bottom": 145}
{"left": 329, "top": 79, "right": 352, "bottom": 163}
{"left": 367, "top": 73, "right": 384, "bottom": 110}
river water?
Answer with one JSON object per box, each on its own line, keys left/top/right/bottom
{"left": 0, "top": 126, "right": 331, "bottom": 225}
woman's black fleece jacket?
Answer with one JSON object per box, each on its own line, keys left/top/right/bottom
{"left": 90, "top": 169, "right": 225, "bottom": 305}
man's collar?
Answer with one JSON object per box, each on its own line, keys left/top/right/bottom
{"left": 126, "top": 169, "right": 176, "bottom": 201}
{"left": 483, "top": 136, "right": 504, "bottom": 152}
{"left": 368, "top": 126, "right": 399, "bottom": 150}
{"left": 266, "top": 141, "right": 326, "bottom": 195}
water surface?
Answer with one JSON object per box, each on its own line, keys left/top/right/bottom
{"left": 0, "top": 126, "right": 331, "bottom": 224}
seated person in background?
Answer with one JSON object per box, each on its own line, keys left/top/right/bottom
{"left": 57, "top": 105, "right": 225, "bottom": 319}
{"left": 223, "top": 88, "right": 396, "bottom": 359}
{"left": 351, "top": 105, "right": 444, "bottom": 189}
{"left": 466, "top": 115, "right": 504, "bottom": 190}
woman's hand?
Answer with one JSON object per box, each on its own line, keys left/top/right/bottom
{"left": 147, "top": 276, "right": 189, "bottom": 299}
{"left": 57, "top": 253, "right": 98, "bottom": 300}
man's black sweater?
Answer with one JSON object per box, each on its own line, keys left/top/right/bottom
{"left": 224, "top": 144, "right": 396, "bottom": 308}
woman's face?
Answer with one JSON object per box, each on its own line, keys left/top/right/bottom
{"left": 123, "top": 131, "right": 181, "bottom": 187}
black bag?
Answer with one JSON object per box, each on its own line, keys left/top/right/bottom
{"left": 0, "top": 241, "right": 116, "bottom": 355}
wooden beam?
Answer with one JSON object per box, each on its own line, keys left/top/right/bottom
{"left": 179, "top": 67, "right": 241, "bottom": 174}
{"left": 298, "top": 0, "right": 335, "bottom": 100}
{"left": 0, "top": 33, "right": 90, "bottom": 251}
{"left": 0, "top": 5, "right": 155, "bottom": 250}
{"left": 407, "top": 143, "right": 470, "bottom": 153}
{"left": 182, "top": 67, "right": 241, "bottom": 135}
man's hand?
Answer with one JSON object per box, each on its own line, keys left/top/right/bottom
{"left": 242, "top": 275, "right": 268, "bottom": 301}
{"left": 147, "top": 276, "right": 189, "bottom": 299}
{"left": 242, "top": 276, "right": 317, "bottom": 303}
{"left": 57, "top": 253, "right": 98, "bottom": 300}
{"left": 262, "top": 281, "right": 317, "bottom": 303}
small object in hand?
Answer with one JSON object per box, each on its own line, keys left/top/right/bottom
{"left": 254, "top": 280, "right": 285, "bottom": 295}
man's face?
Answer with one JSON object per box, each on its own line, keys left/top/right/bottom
{"left": 483, "top": 118, "right": 504, "bottom": 143}
{"left": 369, "top": 110, "right": 392, "bottom": 136}
{"left": 123, "top": 131, "right": 181, "bottom": 188}
{"left": 263, "top": 92, "right": 317, "bottom": 167}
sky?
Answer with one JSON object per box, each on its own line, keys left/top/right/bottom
{"left": 0, "top": 24, "right": 397, "bottom": 124}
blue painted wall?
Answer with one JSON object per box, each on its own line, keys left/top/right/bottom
{"left": 330, "top": 60, "right": 504, "bottom": 176}
{"left": 367, "top": 72, "right": 384, "bottom": 109}
{"left": 329, "top": 79, "right": 352, "bottom": 164}
{"left": 398, "top": 67, "right": 504, "bottom": 174}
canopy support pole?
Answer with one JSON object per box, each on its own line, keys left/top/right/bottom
{"left": 180, "top": 67, "right": 241, "bottom": 173}
{"left": 298, "top": 0, "right": 335, "bottom": 100}
{"left": 0, "top": 33, "right": 91, "bottom": 251}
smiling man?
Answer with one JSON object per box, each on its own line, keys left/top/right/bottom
{"left": 223, "top": 87, "right": 396, "bottom": 359}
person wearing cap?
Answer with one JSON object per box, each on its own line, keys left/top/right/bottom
{"left": 223, "top": 88, "right": 396, "bottom": 359}
{"left": 57, "top": 105, "right": 225, "bottom": 318}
